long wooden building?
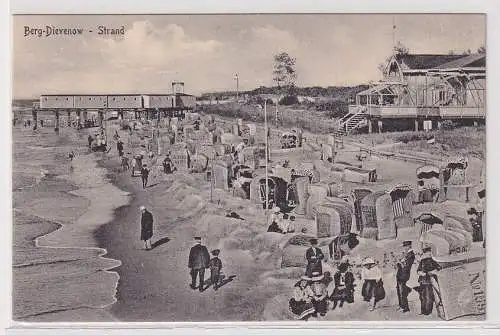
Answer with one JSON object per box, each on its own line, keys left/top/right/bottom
{"left": 339, "top": 52, "right": 486, "bottom": 134}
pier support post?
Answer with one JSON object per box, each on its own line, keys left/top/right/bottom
{"left": 414, "top": 119, "right": 419, "bottom": 132}
{"left": 77, "top": 111, "right": 82, "bottom": 128}
{"left": 31, "top": 109, "right": 38, "bottom": 130}
{"left": 98, "top": 110, "right": 104, "bottom": 127}
{"left": 377, "top": 120, "right": 383, "bottom": 134}
{"left": 55, "top": 110, "right": 60, "bottom": 133}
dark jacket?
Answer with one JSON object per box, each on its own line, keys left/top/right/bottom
{"left": 305, "top": 247, "right": 324, "bottom": 276}
{"left": 140, "top": 210, "right": 153, "bottom": 240}
{"left": 396, "top": 250, "right": 415, "bottom": 282}
{"left": 188, "top": 244, "right": 210, "bottom": 270}
{"left": 141, "top": 167, "right": 150, "bottom": 178}
{"left": 417, "top": 256, "right": 441, "bottom": 284}
{"left": 209, "top": 257, "right": 222, "bottom": 273}
{"left": 334, "top": 271, "right": 355, "bottom": 290}
{"left": 306, "top": 247, "right": 324, "bottom": 263}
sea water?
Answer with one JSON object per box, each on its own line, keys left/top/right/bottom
{"left": 12, "top": 120, "right": 130, "bottom": 321}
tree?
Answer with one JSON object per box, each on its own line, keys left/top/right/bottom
{"left": 273, "top": 52, "right": 297, "bottom": 96}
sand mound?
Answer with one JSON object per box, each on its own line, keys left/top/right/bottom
{"left": 152, "top": 180, "right": 206, "bottom": 219}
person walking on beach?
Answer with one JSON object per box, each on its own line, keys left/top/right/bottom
{"left": 139, "top": 206, "right": 153, "bottom": 250}
{"left": 141, "top": 164, "right": 150, "bottom": 189}
{"left": 188, "top": 237, "right": 210, "bottom": 292}
{"left": 396, "top": 241, "right": 415, "bottom": 313}
{"left": 209, "top": 249, "right": 223, "bottom": 291}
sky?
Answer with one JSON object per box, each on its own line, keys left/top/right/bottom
{"left": 12, "top": 14, "right": 485, "bottom": 98}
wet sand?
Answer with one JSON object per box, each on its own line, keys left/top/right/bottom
{"left": 12, "top": 125, "right": 129, "bottom": 322}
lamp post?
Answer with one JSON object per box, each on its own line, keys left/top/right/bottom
{"left": 264, "top": 100, "right": 269, "bottom": 211}
{"left": 234, "top": 73, "right": 239, "bottom": 101}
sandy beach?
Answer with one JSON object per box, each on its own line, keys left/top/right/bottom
{"left": 12, "top": 116, "right": 485, "bottom": 322}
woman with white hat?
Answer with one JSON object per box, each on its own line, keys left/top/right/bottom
{"left": 289, "top": 276, "right": 315, "bottom": 320}
{"left": 309, "top": 272, "right": 328, "bottom": 317}
{"left": 361, "top": 257, "right": 383, "bottom": 311}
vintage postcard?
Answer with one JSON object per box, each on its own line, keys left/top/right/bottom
{"left": 11, "top": 13, "right": 486, "bottom": 323}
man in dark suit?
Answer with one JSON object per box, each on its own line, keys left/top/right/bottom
{"left": 139, "top": 206, "right": 153, "bottom": 250}
{"left": 305, "top": 238, "right": 324, "bottom": 277}
{"left": 396, "top": 240, "right": 415, "bottom": 313}
{"left": 188, "top": 237, "right": 210, "bottom": 292}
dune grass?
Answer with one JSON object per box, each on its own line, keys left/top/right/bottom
{"left": 351, "top": 126, "right": 485, "bottom": 159}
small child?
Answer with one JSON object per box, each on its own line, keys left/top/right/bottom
{"left": 209, "top": 249, "right": 223, "bottom": 290}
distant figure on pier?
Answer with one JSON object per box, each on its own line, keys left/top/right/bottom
{"left": 139, "top": 205, "right": 153, "bottom": 250}
{"left": 88, "top": 134, "right": 93, "bottom": 149}
{"left": 40, "top": 120, "right": 44, "bottom": 128}
{"left": 117, "top": 140, "right": 124, "bottom": 157}
{"left": 141, "top": 164, "right": 150, "bottom": 189}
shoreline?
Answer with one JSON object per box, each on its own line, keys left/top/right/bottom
{"left": 12, "top": 127, "right": 131, "bottom": 322}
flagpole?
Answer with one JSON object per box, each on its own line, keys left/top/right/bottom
{"left": 392, "top": 16, "right": 396, "bottom": 51}
{"left": 264, "top": 100, "right": 269, "bottom": 211}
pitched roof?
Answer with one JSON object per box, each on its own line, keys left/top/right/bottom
{"left": 397, "top": 54, "right": 465, "bottom": 70}
{"left": 434, "top": 53, "right": 485, "bottom": 69}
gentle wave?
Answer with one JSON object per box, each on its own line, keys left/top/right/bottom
{"left": 12, "top": 127, "right": 131, "bottom": 321}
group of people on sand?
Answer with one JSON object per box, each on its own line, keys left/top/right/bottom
{"left": 139, "top": 206, "right": 227, "bottom": 292}
{"left": 289, "top": 238, "right": 443, "bottom": 320}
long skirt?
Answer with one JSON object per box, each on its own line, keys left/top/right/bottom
{"left": 289, "top": 299, "right": 315, "bottom": 319}
{"left": 418, "top": 283, "right": 435, "bottom": 315}
{"left": 362, "top": 280, "right": 376, "bottom": 301}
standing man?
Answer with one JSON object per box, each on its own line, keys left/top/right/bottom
{"left": 305, "top": 238, "right": 324, "bottom": 277}
{"left": 396, "top": 240, "right": 415, "bottom": 313}
{"left": 188, "top": 237, "right": 210, "bottom": 292}
{"left": 141, "top": 164, "right": 150, "bottom": 189}
{"left": 139, "top": 206, "right": 153, "bottom": 250}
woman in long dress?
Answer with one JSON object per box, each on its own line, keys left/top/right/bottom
{"left": 415, "top": 247, "right": 442, "bottom": 315}
{"left": 289, "top": 277, "right": 315, "bottom": 320}
{"left": 361, "top": 257, "right": 383, "bottom": 311}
